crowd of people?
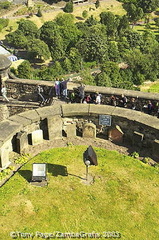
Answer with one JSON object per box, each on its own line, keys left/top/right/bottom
{"left": 1, "top": 80, "right": 159, "bottom": 118}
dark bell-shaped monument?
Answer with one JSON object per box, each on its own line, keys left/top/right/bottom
{"left": 83, "top": 145, "right": 98, "bottom": 166}
{"left": 83, "top": 146, "right": 98, "bottom": 181}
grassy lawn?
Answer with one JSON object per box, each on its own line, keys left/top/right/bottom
{"left": 0, "top": 146, "right": 159, "bottom": 240}
{"left": 0, "top": 0, "right": 125, "bottom": 40}
{"left": 140, "top": 80, "right": 159, "bottom": 93}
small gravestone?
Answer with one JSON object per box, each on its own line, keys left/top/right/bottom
{"left": 31, "top": 129, "right": 43, "bottom": 145}
{"left": 47, "top": 116, "right": 62, "bottom": 140}
{"left": 108, "top": 125, "right": 124, "bottom": 143}
{"left": 133, "top": 131, "right": 144, "bottom": 147}
{"left": 16, "top": 131, "right": 28, "bottom": 154}
{"left": 152, "top": 139, "right": 159, "bottom": 162}
{"left": 0, "top": 142, "right": 11, "bottom": 168}
{"left": 65, "top": 124, "right": 76, "bottom": 137}
{"left": 82, "top": 123, "right": 96, "bottom": 138}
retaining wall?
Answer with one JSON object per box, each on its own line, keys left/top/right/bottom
{"left": 0, "top": 104, "right": 159, "bottom": 169}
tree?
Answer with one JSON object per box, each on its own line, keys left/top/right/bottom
{"left": 55, "top": 13, "right": 81, "bottom": 51}
{"left": 108, "top": 41, "right": 121, "bottom": 62}
{"left": 95, "top": 0, "right": 100, "bottom": 9}
{"left": 27, "top": 39, "right": 51, "bottom": 61}
{"left": 100, "top": 12, "right": 119, "bottom": 38}
{"left": 95, "top": 72, "right": 112, "bottom": 87}
{"left": 124, "top": 3, "right": 144, "bottom": 26}
{"left": 62, "top": 57, "right": 72, "bottom": 73}
{"left": 18, "top": 19, "right": 39, "bottom": 38}
{"left": 6, "top": 30, "right": 28, "bottom": 48}
{"left": 68, "top": 47, "right": 82, "bottom": 72}
{"left": 80, "top": 69, "right": 95, "bottom": 85}
{"left": 39, "top": 21, "right": 65, "bottom": 60}
{"left": 37, "top": 7, "right": 42, "bottom": 17}
{"left": 85, "top": 15, "right": 98, "bottom": 27}
{"left": 82, "top": 10, "right": 88, "bottom": 19}
{"left": 17, "top": 60, "right": 32, "bottom": 79}
{"left": 100, "top": 61, "right": 122, "bottom": 87}
{"left": 63, "top": 1, "right": 73, "bottom": 13}
{"left": 76, "top": 26, "right": 108, "bottom": 63}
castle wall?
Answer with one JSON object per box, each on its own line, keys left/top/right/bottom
{"left": 0, "top": 104, "right": 159, "bottom": 169}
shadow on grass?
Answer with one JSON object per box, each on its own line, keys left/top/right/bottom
{"left": 48, "top": 163, "right": 68, "bottom": 177}
{"left": 19, "top": 170, "right": 32, "bottom": 182}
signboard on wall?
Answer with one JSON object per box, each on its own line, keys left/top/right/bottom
{"left": 99, "top": 115, "right": 112, "bottom": 126}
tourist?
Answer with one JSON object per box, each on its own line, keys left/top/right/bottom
{"left": 54, "top": 78, "right": 61, "bottom": 98}
{"left": 119, "top": 94, "right": 127, "bottom": 107}
{"left": 110, "top": 95, "right": 117, "bottom": 106}
{"left": 61, "top": 78, "right": 70, "bottom": 99}
{"left": 96, "top": 92, "right": 102, "bottom": 104}
{"left": 78, "top": 83, "right": 85, "bottom": 103}
{"left": 147, "top": 100, "right": 153, "bottom": 115}
{"left": 37, "top": 85, "right": 45, "bottom": 105}
{"left": 130, "top": 97, "right": 136, "bottom": 110}
{"left": 1, "top": 85, "right": 9, "bottom": 102}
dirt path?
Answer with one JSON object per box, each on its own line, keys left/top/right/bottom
{"left": 140, "top": 80, "right": 159, "bottom": 92}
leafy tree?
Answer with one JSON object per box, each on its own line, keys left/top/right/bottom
{"left": 68, "top": 47, "right": 82, "bottom": 72}
{"left": 37, "top": 7, "right": 42, "bottom": 17}
{"left": 39, "top": 21, "right": 65, "bottom": 60}
{"left": 27, "top": 39, "right": 51, "bottom": 61}
{"left": 62, "top": 57, "right": 72, "bottom": 73}
{"left": 124, "top": 30, "right": 143, "bottom": 48}
{"left": 124, "top": 3, "right": 144, "bottom": 25}
{"left": 140, "top": 30, "right": 158, "bottom": 54}
{"left": 0, "top": 18, "right": 9, "bottom": 31}
{"left": 6, "top": 30, "right": 28, "bottom": 48}
{"left": 137, "top": 0, "right": 159, "bottom": 13}
{"left": 80, "top": 69, "right": 95, "bottom": 85}
{"left": 95, "top": 0, "right": 100, "bottom": 9}
{"left": 17, "top": 60, "right": 32, "bottom": 79}
{"left": 108, "top": 41, "right": 121, "bottom": 62}
{"left": 85, "top": 15, "right": 98, "bottom": 27}
{"left": 18, "top": 19, "right": 39, "bottom": 38}
{"left": 55, "top": 14, "right": 81, "bottom": 51}
{"left": 100, "top": 61, "right": 123, "bottom": 87}
{"left": 0, "top": 1, "right": 11, "bottom": 10}
{"left": 63, "top": 1, "right": 73, "bottom": 13}
{"left": 100, "top": 12, "right": 119, "bottom": 38}
{"left": 95, "top": 72, "right": 112, "bottom": 87}
{"left": 82, "top": 10, "right": 88, "bottom": 19}
{"left": 76, "top": 26, "right": 108, "bottom": 63}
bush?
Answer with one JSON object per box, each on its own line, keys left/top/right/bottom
{"left": 0, "top": 1, "right": 11, "bottom": 10}
{"left": 131, "top": 151, "right": 139, "bottom": 159}
{"left": 63, "top": 1, "right": 73, "bottom": 13}
{"left": 82, "top": 10, "right": 88, "bottom": 19}
{"left": 37, "top": 8, "right": 42, "bottom": 17}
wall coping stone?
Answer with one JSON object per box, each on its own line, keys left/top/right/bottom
{"left": 0, "top": 120, "right": 22, "bottom": 142}
{"left": 62, "top": 104, "right": 159, "bottom": 131}
{"left": 61, "top": 104, "right": 89, "bottom": 117}
{"left": 35, "top": 105, "right": 61, "bottom": 120}
{"left": 8, "top": 115, "right": 32, "bottom": 127}
{"left": 18, "top": 109, "right": 40, "bottom": 123}
{"left": 7, "top": 78, "right": 159, "bottom": 100}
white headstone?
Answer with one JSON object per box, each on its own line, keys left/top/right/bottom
{"left": 31, "top": 129, "right": 43, "bottom": 145}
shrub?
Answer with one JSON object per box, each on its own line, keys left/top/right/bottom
{"left": 82, "top": 10, "right": 88, "bottom": 19}
{"left": 131, "top": 151, "right": 139, "bottom": 159}
{"left": 63, "top": 1, "right": 73, "bottom": 13}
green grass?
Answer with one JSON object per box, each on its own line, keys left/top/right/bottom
{"left": 0, "top": 146, "right": 159, "bottom": 240}
{"left": 147, "top": 82, "right": 159, "bottom": 93}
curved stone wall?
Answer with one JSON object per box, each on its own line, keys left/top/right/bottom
{"left": 0, "top": 104, "right": 159, "bottom": 169}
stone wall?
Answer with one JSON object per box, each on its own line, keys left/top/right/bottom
{"left": 1, "top": 104, "right": 159, "bottom": 168}
{"left": 5, "top": 78, "right": 159, "bottom": 115}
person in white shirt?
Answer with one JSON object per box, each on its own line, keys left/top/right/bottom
{"left": 1, "top": 85, "right": 9, "bottom": 102}
{"left": 96, "top": 92, "right": 101, "bottom": 104}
